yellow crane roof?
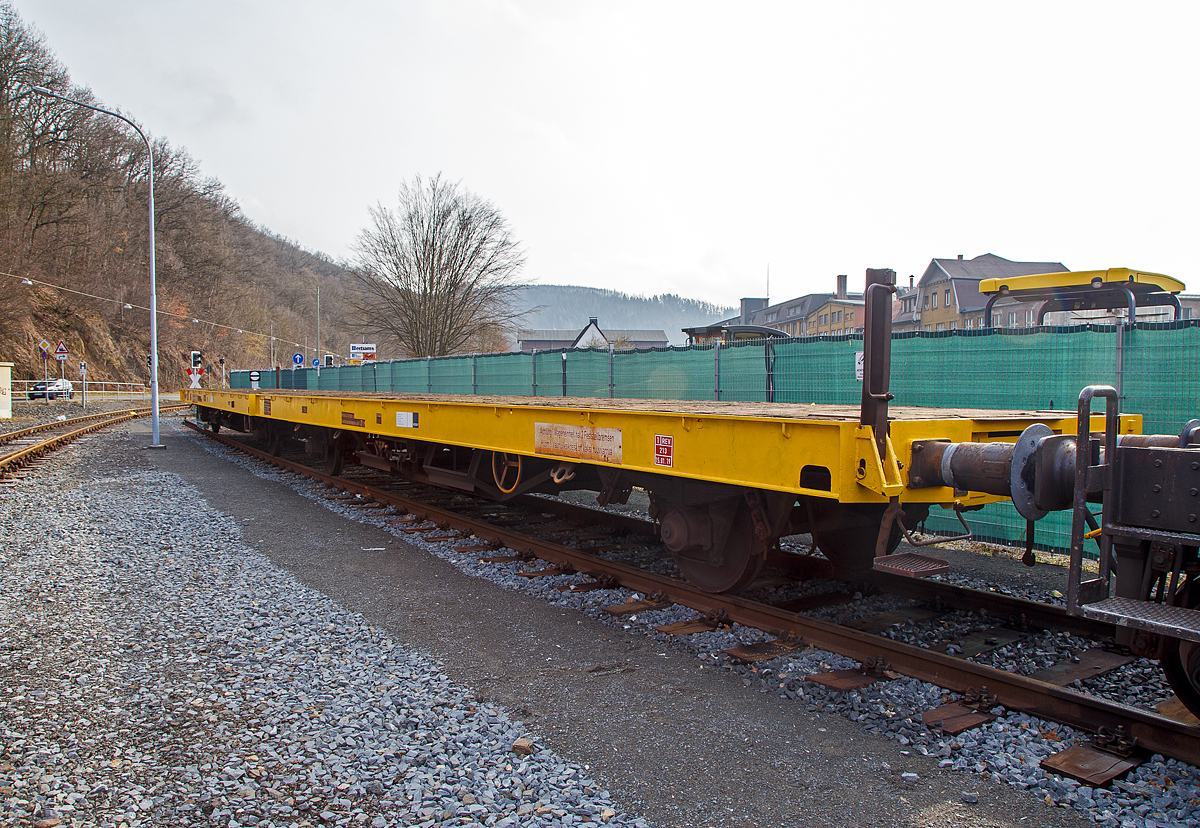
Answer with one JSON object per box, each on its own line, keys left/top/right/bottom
{"left": 979, "top": 268, "right": 1185, "bottom": 297}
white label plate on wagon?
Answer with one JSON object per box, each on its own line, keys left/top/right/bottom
{"left": 534, "top": 423, "right": 622, "bottom": 464}
{"left": 396, "top": 412, "right": 420, "bottom": 428}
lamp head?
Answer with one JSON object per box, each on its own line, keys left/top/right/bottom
{"left": 30, "top": 85, "right": 53, "bottom": 97}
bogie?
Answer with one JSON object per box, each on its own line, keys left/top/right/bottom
{"left": 1162, "top": 576, "right": 1200, "bottom": 714}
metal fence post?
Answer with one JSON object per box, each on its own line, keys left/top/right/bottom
{"left": 472, "top": 353, "right": 478, "bottom": 395}
{"left": 426, "top": 356, "right": 432, "bottom": 394}
{"left": 561, "top": 351, "right": 567, "bottom": 396}
{"left": 531, "top": 349, "right": 538, "bottom": 397}
{"left": 608, "top": 343, "right": 615, "bottom": 398}
{"left": 1115, "top": 319, "right": 1128, "bottom": 403}
{"left": 764, "top": 340, "right": 775, "bottom": 403}
{"left": 714, "top": 342, "right": 722, "bottom": 401}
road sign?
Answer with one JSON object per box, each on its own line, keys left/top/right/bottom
{"left": 54, "top": 340, "right": 69, "bottom": 361}
{"left": 249, "top": 370, "right": 261, "bottom": 390}
{"left": 186, "top": 367, "right": 204, "bottom": 389}
{"left": 350, "top": 343, "right": 377, "bottom": 360}
{"left": 312, "top": 358, "right": 320, "bottom": 368}
{"left": 39, "top": 339, "right": 50, "bottom": 353}
{"left": 79, "top": 361, "right": 87, "bottom": 378}
{"left": 292, "top": 352, "right": 304, "bottom": 366}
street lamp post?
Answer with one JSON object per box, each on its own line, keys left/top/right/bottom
{"left": 30, "top": 85, "right": 163, "bottom": 448}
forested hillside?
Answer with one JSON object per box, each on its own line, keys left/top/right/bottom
{"left": 0, "top": 4, "right": 359, "bottom": 385}
{"left": 0, "top": 4, "right": 738, "bottom": 383}
{"left": 513, "top": 285, "right": 734, "bottom": 345}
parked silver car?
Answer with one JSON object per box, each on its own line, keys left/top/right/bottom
{"left": 28, "top": 378, "right": 74, "bottom": 400}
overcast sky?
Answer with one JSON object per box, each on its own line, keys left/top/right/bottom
{"left": 15, "top": 1, "right": 1200, "bottom": 306}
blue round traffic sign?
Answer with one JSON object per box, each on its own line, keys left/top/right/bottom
{"left": 312, "top": 358, "right": 320, "bottom": 367}
{"left": 292, "top": 352, "right": 304, "bottom": 365}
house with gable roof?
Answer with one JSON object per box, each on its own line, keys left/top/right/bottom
{"left": 892, "top": 253, "right": 1070, "bottom": 333}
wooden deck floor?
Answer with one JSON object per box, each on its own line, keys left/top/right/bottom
{"left": 249, "top": 390, "right": 1062, "bottom": 423}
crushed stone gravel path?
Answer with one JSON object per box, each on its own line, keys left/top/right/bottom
{"left": 0, "top": 422, "right": 641, "bottom": 828}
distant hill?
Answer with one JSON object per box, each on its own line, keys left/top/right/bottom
{"left": 0, "top": 7, "right": 367, "bottom": 384}
{"left": 512, "top": 285, "right": 736, "bottom": 346}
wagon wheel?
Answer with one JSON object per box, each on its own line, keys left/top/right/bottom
{"left": 266, "top": 429, "right": 284, "bottom": 457}
{"left": 492, "top": 452, "right": 522, "bottom": 494}
{"left": 324, "top": 439, "right": 345, "bottom": 476}
{"left": 1162, "top": 575, "right": 1200, "bottom": 718}
{"left": 671, "top": 502, "right": 764, "bottom": 594}
{"left": 807, "top": 501, "right": 907, "bottom": 579}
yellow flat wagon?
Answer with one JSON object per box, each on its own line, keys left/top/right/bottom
{"left": 185, "top": 266, "right": 1200, "bottom": 718}
{"left": 183, "top": 386, "right": 1135, "bottom": 592}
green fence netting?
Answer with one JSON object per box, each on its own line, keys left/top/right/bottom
{"left": 385, "top": 359, "right": 419, "bottom": 393}
{"left": 475, "top": 352, "right": 531, "bottom": 396}
{"left": 773, "top": 335, "right": 860, "bottom": 405}
{"left": 228, "top": 323, "right": 1200, "bottom": 420}
{"left": 891, "top": 325, "right": 1120, "bottom": 411}
{"left": 428, "top": 355, "right": 472, "bottom": 395}
{"left": 610, "top": 346, "right": 706, "bottom": 400}
{"left": 223, "top": 322, "right": 1200, "bottom": 550}
{"left": 1123, "top": 323, "right": 1200, "bottom": 436}
{"left": 717, "top": 339, "right": 770, "bottom": 402}
{"left": 564, "top": 348, "right": 611, "bottom": 398}
{"left": 317, "top": 365, "right": 341, "bottom": 390}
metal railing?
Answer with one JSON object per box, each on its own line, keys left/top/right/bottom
{"left": 12, "top": 379, "right": 149, "bottom": 401}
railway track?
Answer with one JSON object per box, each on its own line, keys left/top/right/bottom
{"left": 0, "top": 405, "right": 189, "bottom": 480}
{"left": 184, "top": 418, "right": 1200, "bottom": 770}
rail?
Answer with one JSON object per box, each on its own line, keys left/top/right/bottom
{"left": 0, "top": 404, "right": 188, "bottom": 475}
{"left": 1, "top": 408, "right": 143, "bottom": 443}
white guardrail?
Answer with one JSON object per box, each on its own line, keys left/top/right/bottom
{"left": 12, "top": 379, "right": 150, "bottom": 401}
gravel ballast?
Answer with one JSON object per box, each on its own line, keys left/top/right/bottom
{"left": 4, "top": 413, "right": 1193, "bottom": 827}
{"left": 0, "top": 425, "right": 640, "bottom": 828}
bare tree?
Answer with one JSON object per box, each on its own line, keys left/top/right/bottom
{"left": 351, "top": 174, "right": 526, "bottom": 357}
{"left": 0, "top": 2, "right": 379, "bottom": 382}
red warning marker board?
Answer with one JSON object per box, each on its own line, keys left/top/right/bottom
{"left": 654, "top": 434, "right": 673, "bottom": 468}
